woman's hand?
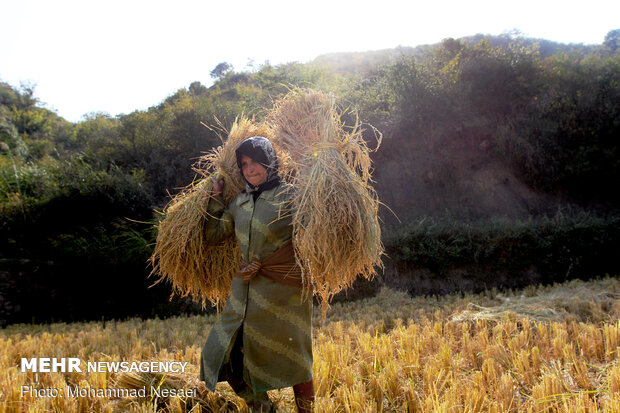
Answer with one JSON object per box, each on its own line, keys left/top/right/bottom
{"left": 210, "top": 177, "right": 224, "bottom": 197}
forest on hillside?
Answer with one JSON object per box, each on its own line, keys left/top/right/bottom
{"left": 1, "top": 31, "right": 619, "bottom": 325}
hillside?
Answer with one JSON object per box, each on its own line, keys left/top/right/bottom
{"left": 309, "top": 34, "right": 593, "bottom": 75}
{"left": 1, "top": 31, "right": 619, "bottom": 324}
{"left": 373, "top": 124, "right": 556, "bottom": 225}
{"left": 311, "top": 34, "right": 608, "bottom": 225}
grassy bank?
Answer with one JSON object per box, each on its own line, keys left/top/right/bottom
{"left": 383, "top": 213, "right": 620, "bottom": 296}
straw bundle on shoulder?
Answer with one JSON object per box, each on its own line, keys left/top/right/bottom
{"left": 267, "top": 88, "right": 383, "bottom": 314}
{"left": 150, "top": 117, "right": 276, "bottom": 309}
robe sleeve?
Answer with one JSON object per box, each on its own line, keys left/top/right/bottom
{"left": 204, "top": 195, "right": 235, "bottom": 244}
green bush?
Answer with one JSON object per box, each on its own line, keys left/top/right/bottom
{"left": 383, "top": 212, "right": 620, "bottom": 292}
{"left": 0, "top": 156, "right": 151, "bottom": 224}
{"left": 0, "top": 156, "right": 192, "bottom": 325}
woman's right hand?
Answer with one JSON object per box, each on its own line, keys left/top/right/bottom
{"left": 210, "top": 177, "right": 224, "bottom": 197}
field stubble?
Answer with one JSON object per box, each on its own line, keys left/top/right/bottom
{"left": 1, "top": 277, "right": 619, "bottom": 412}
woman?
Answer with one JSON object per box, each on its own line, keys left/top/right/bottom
{"left": 199, "top": 136, "right": 314, "bottom": 412}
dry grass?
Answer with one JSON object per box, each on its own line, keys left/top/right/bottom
{"left": 267, "top": 88, "right": 383, "bottom": 313}
{"left": 2, "top": 277, "right": 619, "bottom": 412}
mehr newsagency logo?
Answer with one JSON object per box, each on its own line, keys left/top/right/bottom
{"left": 19, "top": 357, "right": 197, "bottom": 398}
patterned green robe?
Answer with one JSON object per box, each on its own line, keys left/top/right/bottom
{"left": 199, "top": 182, "right": 313, "bottom": 393}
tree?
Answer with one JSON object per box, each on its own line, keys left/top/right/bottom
{"left": 604, "top": 29, "right": 620, "bottom": 53}
{"left": 188, "top": 81, "right": 207, "bottom": 96}
{"left": 210, "top": 62, "right": 233, "bottom": 80}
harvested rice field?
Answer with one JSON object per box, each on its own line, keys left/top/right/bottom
{"left": 1, "top": 277, "right": 619, "bottom": 412}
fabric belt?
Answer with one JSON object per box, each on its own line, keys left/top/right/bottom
{"left": 235, "top": 241, "right": 304, "bottom": 288}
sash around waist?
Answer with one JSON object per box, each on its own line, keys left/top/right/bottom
{"left": 235, "top": 241, "right": 304, "bottom": 288}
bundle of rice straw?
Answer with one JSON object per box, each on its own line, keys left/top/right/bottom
{"left": 150, "top": 117, "right": 283, "bottom": 309}
{"left": 267, "top": 88, "right": 383, "bottom": 314}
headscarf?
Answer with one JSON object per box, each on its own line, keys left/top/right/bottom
{"left": 235, "top": 136, "right": 280, "bottom": 197}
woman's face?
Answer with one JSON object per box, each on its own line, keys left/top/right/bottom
{"left": 240, "top": 154, "right": 268, "bottom": 186}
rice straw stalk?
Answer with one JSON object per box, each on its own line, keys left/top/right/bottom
{"left": 268, "top": 88, "right": 383, "bottom": 314}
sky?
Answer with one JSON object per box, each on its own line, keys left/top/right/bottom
{"left": 1, "top": 0, "right": 619, "bottom": 122}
